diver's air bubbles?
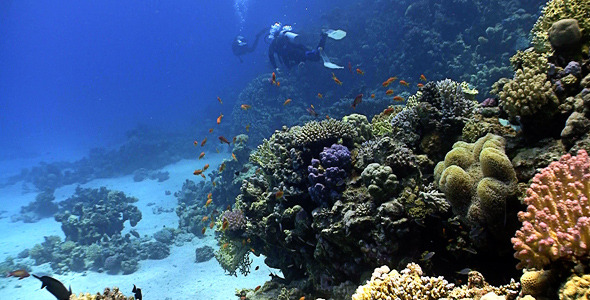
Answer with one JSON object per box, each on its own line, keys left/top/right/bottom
{"left": 234, "top": 0, "right": 248, "bottom": 30}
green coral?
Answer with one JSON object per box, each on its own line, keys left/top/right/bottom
{"left": 434, "top": 134, "right": 517, "bottom": 231}
{"left": 531, "top": 0, "right": 590, "bottom": 52}
{"left": 361, "top": 163, "right": 399, "bottom": 201}
{"left": 343, "top": 113, "right": 374, "bottom": 146}
{"left": 499, "top": 51, "right": 558, "bottom": 118}
{"left": 214, "top": 234, "right": 252, "bottom": 277}
{"left": 370, "top": 106, "right": 402, "bottom": 136}
{"left": 292, "top": 119, "right": 354, "bottom": 146}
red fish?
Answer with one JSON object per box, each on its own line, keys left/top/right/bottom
{"left": 385, "top": 89, "right": 394, "bottom": 95}
{"left": 208, "top": 128, "right": 214, "bottom": 133}
{"left": 7, "top": 269, "right": 29, "bottom": 280}
{"left": 198, "top": 152, "right": 205, "bottom": 160}
{"left": 217, "top": 97, "right": 223, "bottom": 104}
{"left": 218, "top": 136, "right": 230, "bottom": 144}
{"left": 420, "top": 74, "right": 427, "bottom": 81}
{"left": 393, "top": 95, "right": 405, "bottom": 102}
{"left": 201, "top": 138, "right": 207, "bottom": 147}
{"left": 417, "top": 83, "right": 424, "bottom": 88}
{"left": 347, "top": 61, "right": 352, "bottom": 73}
{"left": 399, "top": 80, "right": 409, "bottom": 87}
{"left": 370, "top": 93, "right": 375, "bottom": 98}
{"left": 356, "top": 68, "right": 364, "bottom": 75}
{"left": 203, "top": 164, "right": 209, "bottom": 171}
{"left": 270, "top": 72, "right": 277, "bottom": 85}
{"left": 284, "top": 98, "right": 292, "bottom": 106}
{"left": 317, "top": 93, "right": 323, "bottom": 99}
{"left": 382, "top": 77, "right": 397, "bottom": 87}
{"left": 351, "top": 94, "right": 363, "bottom": 109}
{"left": 331, "top": 73, "right": 343, "bottom": 85}
{"left": 217, "top": 113, "right": 223, "bottom": 124}
{"left": 240, "top": 104, "right": 251, "bottom": 110}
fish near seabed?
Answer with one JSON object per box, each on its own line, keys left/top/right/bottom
{"left": 33, "top": 274, "right": 72, "bottom": 300}
{"left": 133, "top": 284, "right": 143, "bottom": 300}
{"left": 7, "top": 269, "right": 30, "bottom": 279}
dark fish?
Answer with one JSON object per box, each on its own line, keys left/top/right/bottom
{"left": 218, "top": 136, "right": 231, "bottom": 144}
{"left": 306, "top": 106, "right": 318, "bottom": 117}
{"left": 235, "top": 171, "right": 240, "bottom": 176}
{"left": 420, "top": 251, "right": 435, "bottom": 261}
{"left": 351, "top": 94, "right": 363, "bottom": 108}
{"left": 33, "top": 274, "right": 72, "bottom": 300}
{"left": 132, "top": 284, "right": 143, "bottom": 300}
{"left": 255, "top": 266, "right": 259, "bottom": 271}
{"left": 7, "top": 269, "right": 30, "bottom": 280}
{"left": 456, "top": 268, "right": 471, "bottom": 275}
{"left": 129, "top": 230, "right": 140, "bottom": 238}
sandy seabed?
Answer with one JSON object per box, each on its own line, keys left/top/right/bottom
{"left": 0, "top": 155, "right": 272, "bottom": 300}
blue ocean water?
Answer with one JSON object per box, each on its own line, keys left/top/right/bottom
{"left": 0, "top": 0, "right": 344, "bottom": 174}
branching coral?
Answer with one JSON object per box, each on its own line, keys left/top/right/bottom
{"left": 511, "top": 149, "right": 590, "bottom": 269}
{"left": 292, "top": 119, "right": 354, "bottom": 146}
{"left": 70, "top": 287, "right": 134, "bottom": 300}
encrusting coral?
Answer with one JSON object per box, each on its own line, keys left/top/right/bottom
{"left": 511, "top": 149, "right": 590, "bottom": 269}
{"left": 69, "top": 286, "right": 134, "bottom": 300}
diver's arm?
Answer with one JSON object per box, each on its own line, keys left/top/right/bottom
{"left": 269, "top": 44, "right": 278, "bottom": 69}
{"left": 249, "top": 29, "right": 266, "bottom": 53}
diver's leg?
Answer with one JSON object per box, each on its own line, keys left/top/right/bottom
{"left": 317, "top": 32, "right": 328, "bottom": 49}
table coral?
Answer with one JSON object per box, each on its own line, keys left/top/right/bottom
{"left": 511, "top": 149, "right": 590, "bottom": 269}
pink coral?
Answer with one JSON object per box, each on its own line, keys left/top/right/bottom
{"left": 512, "top": 150, "right": 590, "bottom": 269}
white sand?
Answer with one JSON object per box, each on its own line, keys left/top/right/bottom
{"left": 0, "top": 155, "right": 273, "bottom": 300}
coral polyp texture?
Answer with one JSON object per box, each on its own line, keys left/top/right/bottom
{"left": 531, "top": 0, "right": 590, "bottom": 52}
{"left": 512, "top": 149, "right": 590, "bottom": 269}
{"left": 434, "top": 133, "right": 517, "bottom": 233}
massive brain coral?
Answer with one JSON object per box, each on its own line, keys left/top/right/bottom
{"left": 511, "top": 149, "right": 590, "bottom": 269}
{"left": 434, "top": 134, "right": 518, "bottom": 234}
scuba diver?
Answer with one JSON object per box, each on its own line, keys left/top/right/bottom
{"left": 232, "top": 28, "right": 267, "bottom": 63}
{"left": 266, "top": 22, "right": 346, "bottom": 71}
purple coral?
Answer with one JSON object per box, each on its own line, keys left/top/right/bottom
{"left": 308, "top": 144, "right": 351, "bottom": 205}
{"left": 222, "top": 209, "right": 246, "bottom": 231}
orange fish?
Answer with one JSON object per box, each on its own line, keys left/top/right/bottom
{"left": 254, "top": 285, "right": 261, "bottom": 292}
{"left": 393, "top": 95, "right": 405, "bottom": 102}
{"left": 383, "top": 107, "right": 395, "bottom": 115}
{"left": 284, "top": 98, "right": 292, "bottom": 106}
{"left": 219, "top": 162, "right": 226, "bottom": 172}
{"left": 311, "top": 104, "right": 315, "bottom": 109}
{"left": 202, "top": 216, "right": 209, "bottom": 222}
{"left": 201, "top": 138, "right": 207, "bottom": 146}
{"left": 270, "top": 72, "right": 277, "bottom": 85}
{"left": 246, "top": 124, "right": 250, "bottom": 131}
{"left": 222, "top": 219, "right": 229, "bottom": 231}
{"left": 382, "top": 77, "right": 397, "bottom": 87}
{"left": 370, "top": 93, "right": 375, "bottom": 98}
{"left": 232, "top": 136, "right": 237, "bottom": 144}
{"left": 199, "top": 152, "right": 205, "bottom": 160}
{"left": 331, "top": 72, "right": 343, "bottom": 85}
{"left": 7, "top": 269, "right": 30, "bottom": 280}
{"left": 200, "top": 174, "right": 206, "bottom": 179}
{"left": 356, "top": 68, "right": 364, "bottom": 75}
{"left": 209, "top": 128, "right": 214, "bottom": 133}
{"left": 325, "top": 115, "right": 330, "bottom": 120}
{"left": 385, "top": 89, "right": 394, "bottom": 95}
{"left": 212, "top": 181, "right": 216, "bottom": 187}
{"left": 217, "top": 96, "right": 223, "bottom": 104}
{"left": 203, "top": 164, "right": 209, "bottom": 171}
{"left": 399, "top": 80, "right": 409, "bottom": 86}
{"left": 193, "top": 140, "right": 198, "bottom": 146}
{"left": 209, "top": 221, "right": 215, "bottom": 229}
{"left": 352, "top": 94, "right": 363, "bottom": 109}
{"left": 276, "top": 81, "right": 280, "bottom": 87}
{"left": 207, "top": 193, "right": 212, "bottom": 199}
{"left": 222, "top": 243, "right": 229, "bottom": 249}
{"left": 218, "top": 136, "right": 230, "bottom": 144}
{"left": 193, "top": 169, "right": 203, "bottom": 176}
{"left": 217, "top": 113, "right": 223, "bottom": 124}
{"left": 241, "top": 104, "right": 251, "bottom": 110}
{"left": 317, "top": 93, "right": 323, "bottom": 99}
{"left": 417, "top": 83, "right": 424, "bottom": 88}
{"left": 307, "top": 105, "right": 318, "bottom": 117}
{"left": 202, "top": 227, "right": 207, "bottom": 234}
{"left": 232, "top": 153, "right": 237, "bottom": 161}
{"left": 299, "top": 297, "right": 305, "bottom": 300}
{"left": 420, "top": 74, "right": 427, "bottom": 81}
{"left": 205, "top": 198, "right": 213, "bottom": 207}
{"left": 275, "top": 190, "right": 284, "bottom": 199}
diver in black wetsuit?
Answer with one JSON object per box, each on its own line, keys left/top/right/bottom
{"left": 267, "top": 23, "right": 328, "bottom": 71}
{"left": 232, "top": 29, "right": 266, "bottom": 63}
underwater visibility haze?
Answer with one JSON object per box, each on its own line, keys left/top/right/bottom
{"left": 2, "top": 0, "right": 590, "bottom": 299}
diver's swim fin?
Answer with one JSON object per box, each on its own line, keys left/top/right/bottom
{"left": 325, "top": 29, "right": 346, "bottom": 40}
{"left": 319, "top": 49, "right": 343, "bottom": 69}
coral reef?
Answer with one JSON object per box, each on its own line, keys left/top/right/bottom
{"left": 434, "top": 133, "right": 519, "bottom": 240}
{"left": 308, "top": 144, "right": 351, "bottom": 205}
{"left": 512, "top": 150, "right": 590, "bottom": 269}
{"left": 70, "top": 286, "right": 134, "bottom": 300}
{"left": 13, "top": 189, "right": 58, "bottom": 223}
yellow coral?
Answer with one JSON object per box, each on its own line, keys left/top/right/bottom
{"left": 499, "top": 66, "right": 558, "bottom": 118}
{"left": 520, "top": 270, "right": 551, "bottom": 297}
{"left": 70, "top": 293, "right": 97, "bottom": 300}
{"left": 560, "top": 274, "right": 590, "bottom": 300}
{"left": 531, "top": 0, "right": 590, "bottom": 52}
